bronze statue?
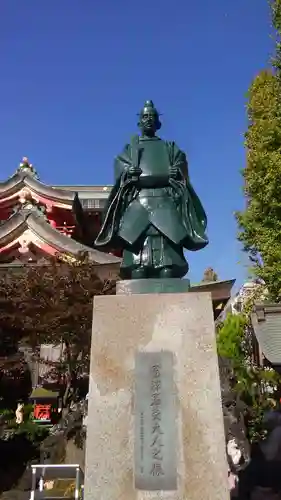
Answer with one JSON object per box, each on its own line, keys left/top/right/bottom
{"left": 95, "top": 100, "right": 208, "bottom": 280}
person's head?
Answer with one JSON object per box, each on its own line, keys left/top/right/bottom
{"left": 138, "top": 100, "right": 161, "bottom": 136}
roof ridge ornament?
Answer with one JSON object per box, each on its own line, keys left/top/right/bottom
{"left": 16, "top": 157, "right": 39, "bottom": 179}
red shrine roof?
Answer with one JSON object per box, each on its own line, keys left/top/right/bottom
{"left": 0, "top": 174, "right": 75, "bottom": 206}
{"left": 0, "top": 158, "right": 120, "bottom": 267}
{"left": 0, "top": 158, "right": 111, "bottom": 210}
{"left": 1, "top": 166, "right": 81, "bottom": 211}
{"left": 0, "top": 209, "right": 120, "bottom": 264}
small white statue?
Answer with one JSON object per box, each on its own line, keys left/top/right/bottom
{"left": 15, "top": 403, "right": 24, "bottom": 424}
{"left": 227, "top": 439, "right": 241, "bottom": 496}
{"left": 227, "top": 438, "right": 242, "bottom": 465}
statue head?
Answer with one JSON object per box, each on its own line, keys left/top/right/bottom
{"left": 138, "top": 100, "right": 161, "bottom": 136}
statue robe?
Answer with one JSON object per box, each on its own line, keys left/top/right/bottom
{"left": 95, "top": 135, "right": 208, "bottom": 277}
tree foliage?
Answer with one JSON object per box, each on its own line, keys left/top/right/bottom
{"left": 217, "top": 309, "right": 281, "bottom": 442}
{"left": 217, "top": 313, "right": 246, "bottom": 363}
{"left": 272, "top": 0, "right": 281, "bottom": 73}
{"left": 236, "top": 1, "right": 281, "bottom": 301}
{"left": 0, "top": 254, "right": 116, "bottom": 406}
{"left": 0, "top": 405, "right": 49, "bottom": 443}
{"left": 236, "top": 69, "right": 281, "bottom": 300}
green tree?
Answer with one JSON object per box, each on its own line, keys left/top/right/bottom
{"left": 236, "top": 1, "right": 281, "bottom": 301}
{"left": 217, "top": 313, "right": 246, "bottom": 363}
{"left": 217, "top": 306, "right": 280, "bottom": 442}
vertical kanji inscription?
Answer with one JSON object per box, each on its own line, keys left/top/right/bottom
{"left": 134, "top": 351, "right": 177, "bottom": 491}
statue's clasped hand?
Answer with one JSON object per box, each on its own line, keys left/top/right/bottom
{"left": 127, "top": 166, "right": 142, "bottom": 178}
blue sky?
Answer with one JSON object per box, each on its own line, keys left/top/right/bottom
{"left": 0, "top": 0, "right": 273, "bottom": 286}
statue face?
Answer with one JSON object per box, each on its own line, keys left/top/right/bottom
{"left": 139, "top": 110, "right": 158, "bottom": 135}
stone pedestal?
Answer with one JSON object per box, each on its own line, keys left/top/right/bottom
{"left": 116, "top": 278, "right": 190, "bottom": 294}
{"left": 84, "top": 292, "right": 229, "bottom": 500}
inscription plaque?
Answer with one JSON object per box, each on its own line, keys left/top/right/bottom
{"left": 134, "top": 351, "right": 177, "bottom": 491}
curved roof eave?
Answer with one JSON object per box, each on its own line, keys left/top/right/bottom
{"left": 0, "top": 211, "right": 28, "bottom": 246}
{"left": 0, "top": 173, "right": 76, "bottom": 204}
{"left": 0, "top": 211, "right": 121, "bottom": 266}
{"left": 28, "top": 213, "right": 121, "bottom": 265}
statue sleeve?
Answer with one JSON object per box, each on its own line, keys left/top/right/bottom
{"left": 168, "top": 141, "right": 189, "bottom": 179}
{"left": 178, "top": 151, "right": 189, "bottom": 179}
{"left": 114, "top": 144, "right": 132, "bottom": 182}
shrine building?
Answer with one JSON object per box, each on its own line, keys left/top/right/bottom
{"left": 0, "top": 157, "right": 121, "bottom": 281}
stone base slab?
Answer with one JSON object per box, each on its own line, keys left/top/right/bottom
{"left": 84, "top": 291, "right": 228, "bottom": 500}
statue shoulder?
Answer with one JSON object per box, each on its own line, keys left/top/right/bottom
{"left": 166, "top": 139, "right": 184, "bottom": 152}
{"left": 118, "top": 135, "right": 139, "bottom": 155}
{"left": 165, "top": 140, "right": 187, "bottom": 160}
{"left": 130, "top": 135, "right": 140, "bottom": 149}
{"left": 165, "top": 140, "right": 189, "bottom": 177}
{"left": 114, "top": 137, "right": 138, "bottom": 179}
